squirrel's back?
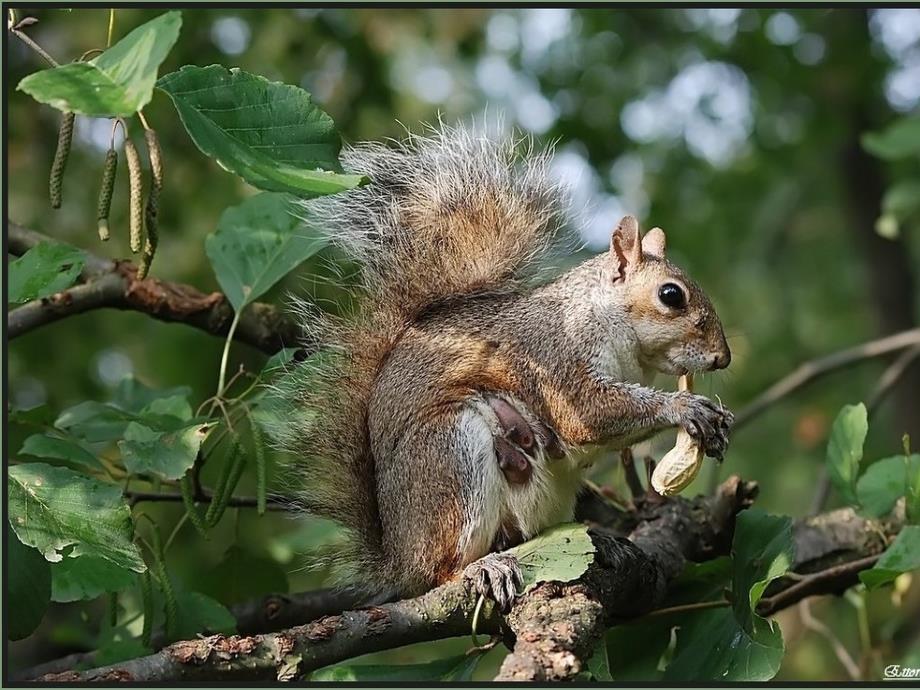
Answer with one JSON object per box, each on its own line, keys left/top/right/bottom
{"left": 270, "top": 124, "right": 570, "bottom": 595}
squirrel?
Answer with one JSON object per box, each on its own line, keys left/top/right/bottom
{"left": 269, "top": 124, "right": 733, "bottom": 612}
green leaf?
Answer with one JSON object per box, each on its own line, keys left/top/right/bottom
{"left": 664, "top": 608, "right": 784, "bottom": 681}
{"left": 8, "top": 243, "right": 84, "bottom": 305}
{"left": 195, "top": 546, "right": 288, "bottom": 606}
{"left": 205, "top": 192, "right": 327, "bottom": 311}
{"left": 111, "top": 376, "right": 192, "bottom": 414}
{"left": 8, "top": 463, "right": 145, "bottom": 572}
{"left": 826, "top": 403, "right": 867, "bottom": 506}
{"left": 856, "top": 455, "right": 920, "bottom": 518}
{"left": 16, "top": 11, "right": 181, "bottom": 116}
{"left": 9, "top": 404, "right": 56, "bottom": 428}
{"left": 311, "top": 653, "right": 484, "bottom": 682}
{"left": 92, "top": 627, "right": 151, "bottom": 667}
{"left": 605, "top": 619, "right": 675, "bottom": 681}
{"left": 8, "top": 526, "right": 51, "bottom": 640}
{"left": 664, "top": 510, "right": 792, "bottom": 681}
{"left": 586, "top": 638, "right": 613, "bottom": 681}
{"left": 19, "top": 433, "right": 104, "bottom": 471}
{"left": 55, "top": 401, "right": 138, "bottom": 442}
{"left": 156, "top": 65, "right": 366, "bottom": 196}
{"left": 93, "top": 636, "right": 152, "bottom": 668}
{"left": 859, "top": 526, "right": 920, "bottom": 589}
{"left": 862, "top": 117, "right": 920, "bottom": 161}
{"left": 51, "top": 554, "right": 136, "bottom": 602}
{"left": 508, "top": 523, "right": 596, "bottom": 593}
{"left": 118, "top": 422, "right": 211, "bottom": 480}
{"left": 173, "top": 590, "right": 237, "bottom": 639}
{"left": 732, "top": 510, "right": 795, "bottom": 620}
{"left": 262, "top": 347, "right": 299, "bottom": 375}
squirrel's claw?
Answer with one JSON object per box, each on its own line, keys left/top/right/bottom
{"left": 464, "top": 552, "right": 522, "bottom": 613}
{"left": 672, "top": 391, "right": 734, "bottom": 461}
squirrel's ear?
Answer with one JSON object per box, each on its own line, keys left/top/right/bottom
{"left": 610, "top": 215, "right": 642, "bottom": 282}
{"left": 641, "top": 227, "right": 666, "bottom": 258}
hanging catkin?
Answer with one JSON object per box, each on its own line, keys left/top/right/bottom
{"left": 96, "top": 148, "right": 117, "bottom": 241}
{"left": 137, "top": 129, "right": 163, "bottom": 279}
{"left": 49, "top": 112, "right": 75, "bottom": 209}
{"left": 123, "top": 136, "right": 144, "bottom": 254}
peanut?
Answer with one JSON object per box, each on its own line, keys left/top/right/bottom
{"left": 651, "top": 374, "right": 704, "bottom": 496}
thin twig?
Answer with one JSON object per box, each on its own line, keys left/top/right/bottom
{"left": 620, "top": 447, "right": 644, "bottom": 499}
{"left": 733, "top": 328, "right": 920, "bottom": 431}
{"left": 799, "top": 599, "right": 861, "bottom": 680}
{"left": 756, "top": 555, "right": 880, "bottom": 617}
{"left": 10, "top": 20, "right": 60, "bottom": 67}
{"left": 646, "top": 599, "right": 729, "bottom": 618}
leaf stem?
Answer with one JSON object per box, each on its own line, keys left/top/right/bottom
{"left": 646, "top": 599, "right": 730, "bottom": 617}
{"left": 106, "top": 8, "right": 115, "bottom": 47}
{"left": 217, "top": 310, "right": 243, "bottom": 398}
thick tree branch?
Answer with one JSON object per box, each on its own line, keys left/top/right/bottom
{"left": 30, "top": 479, "right": 898, "bottom": 683}
{"left": 7, "top": 221, "right": 304, "bottom": 355}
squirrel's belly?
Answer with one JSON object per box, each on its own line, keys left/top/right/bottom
{"left": 462, "top": 396, "right": 585, "bottom": 554}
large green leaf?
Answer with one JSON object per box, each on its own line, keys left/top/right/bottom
{"left": 826, "top": 403, "right": 867, "bottom": 506}
{"left": 112, "top": 376, "right": 193, "bottom": 414}
{"left": 856, "top": 455, "right": 920, "bottom": 519}
{"left": 663, "top": 608, "right": 784, "bottom": 681}
{"left": 156, "top": 65, "right": 366, "bottom": 196}
{"left": 862, "top": 117, "right": 920, "bottom": 161}
{"left": 8, "top": 526, "right": 52, "bottom": 640}
{"left": 205, "top": 192, "right": 328, "bottom": 311}
{"left": 508, "top": 523, "right": 596, "bottom": 593}
{"left": 8, "top": 243, "right": 84, "bottom": 305}
{"left": 19, "top": 433, "right": 104, "bottom": 472}
{"left": 17, "top": 11, "right": 181, "bottom": 116}
{"left": 118, "top": 422, "right": 210, "bottom": 481}
{"left": 51, "top": 554, "right": 137, "bottom": 602}
{"left": 860, "top": 526, "right": 920, "bottom": 589}
{"left": 311, "top": 653, "right": 484, "bottom": 682}
{"left": 664, "top": 510, "right": 792, "bottom": 681}
{"left": 8, "top": 463, "right": 145, "bottom": 572}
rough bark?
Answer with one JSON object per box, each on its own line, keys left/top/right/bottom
{"left": 7, "top": 221, "right": 305, "bottom": 354}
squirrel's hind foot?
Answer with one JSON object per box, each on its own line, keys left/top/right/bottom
{"left": 463, "top": 552, "right": 522, "bottom": 613}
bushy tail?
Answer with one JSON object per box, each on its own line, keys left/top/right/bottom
{"left": 269, "top": 123, "right": 569, "bottom": 593}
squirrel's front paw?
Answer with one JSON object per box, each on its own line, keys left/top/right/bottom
{"left": 463, "top": 552, "right": 522, "bottom": 613}
{"left": 671, "top": 391, "right": 734, "bottom": 460}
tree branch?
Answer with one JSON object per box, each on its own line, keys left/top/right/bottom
{"left": 7, "top": 221, "right": 305, "bottom": 355}
{"left": 29, "top": 479, "right": 898, "bottom": 683}
{"left": 733, "top": 327, "right": 920, "bottom": 431}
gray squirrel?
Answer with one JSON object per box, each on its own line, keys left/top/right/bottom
{"left": 269, "top": 124, "right": 733, "bottom": 611}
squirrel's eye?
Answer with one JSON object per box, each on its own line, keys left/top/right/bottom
{"left": 658, "top": 283, "right": 686, "bottom": 309}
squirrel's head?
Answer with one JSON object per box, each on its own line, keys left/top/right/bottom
{"left": 606, "top": 215, "right": 731, "bottom": 376}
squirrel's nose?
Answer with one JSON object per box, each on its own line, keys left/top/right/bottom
{"left": 712, "top": 349, "right": 731, "bottom": 370}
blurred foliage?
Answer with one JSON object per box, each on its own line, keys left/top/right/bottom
{"left": 7, "top": 7, "right": 920, "bottom": 681}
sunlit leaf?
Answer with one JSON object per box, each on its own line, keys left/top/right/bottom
{"left": 156, "top": 65, "right": 366, "bottom": 196}
{"left": 826, "top": 403, "right": 867, "bottom": 506}
{"left": 509, "top": 523, "right": 596, "bottom": 593}
{"left": 8, "top": 463, "right": 145, "bottom": 572}
{"left": 17, "top": 11, "right": 182, "bottom": 116}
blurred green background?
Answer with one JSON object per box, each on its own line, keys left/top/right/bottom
{"left": 7, "top": 7, "right": 920, "bottom": 681}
